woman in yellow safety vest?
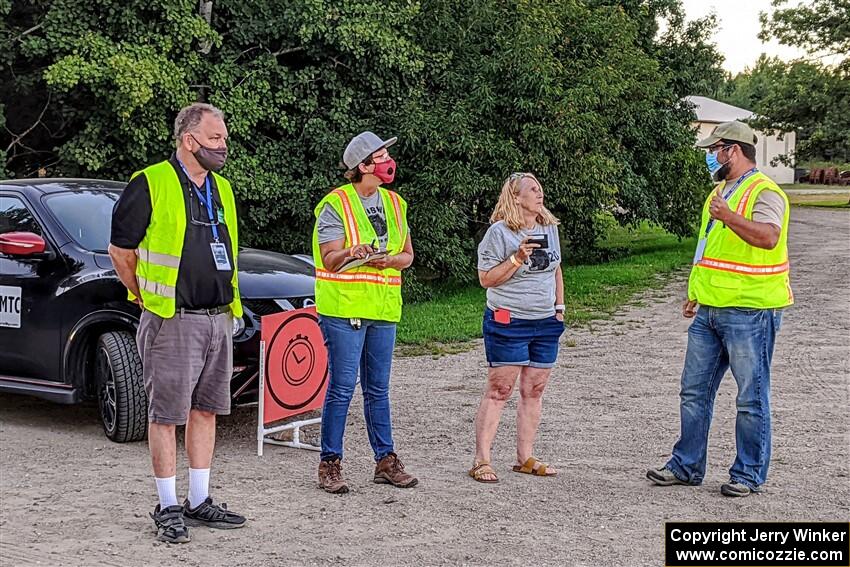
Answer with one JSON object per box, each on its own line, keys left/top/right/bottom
{"left": 311, "top": 131, "right": 417, "bottom": 494}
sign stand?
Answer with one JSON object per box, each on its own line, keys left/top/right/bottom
{"left": 255, "top": 307, "right": 329, "bottom": 456}
{"left": 257, "top": 340, "right": 321, "bottom": 455}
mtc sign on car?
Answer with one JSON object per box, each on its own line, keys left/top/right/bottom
{"left": 0, "top": 286, "right": 21, "bottom": 328}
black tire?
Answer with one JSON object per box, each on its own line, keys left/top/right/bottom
{"left": 96, "top": 331, "right": 147, "bottom": 442}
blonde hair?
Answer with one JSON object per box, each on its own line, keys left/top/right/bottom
{"left": 489, "top": 173, "right": 560, "bottom": 231}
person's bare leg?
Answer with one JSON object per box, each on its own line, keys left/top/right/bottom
{"left": 149, "top": 423, "right": 177, "bottom": 477}
{"left": 185, "top": 409, "right": 216, "bottom": 469}
{"left": 516, "top": 366, "right": 558, "bottom": 474}
{"left": 473, "top": 366, "right": 521, "bottom": 480}
{"left": 184, "top": 409, "right": 216, "bottom": 508}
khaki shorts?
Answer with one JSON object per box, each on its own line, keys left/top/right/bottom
{"left": 136, "top": 309, "right": 233, "bottom": 425}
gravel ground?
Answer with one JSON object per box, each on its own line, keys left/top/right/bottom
{"left": 1, "top": 206, "right": 848, "bottom": 566}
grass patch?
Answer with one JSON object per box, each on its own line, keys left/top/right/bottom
{"left": 780, "top": 183, "right": 850, "bottom": 195}
{"left": 560, "top": 239, "right": 695, "bottom": 324}
{"left": 780, "top": 183, "right": 843, "bottom": 191}
{"left": 794, "top": 200, "right": 850, "bottom": 208}
{"left": 397, "top": 223, "right": 695, "bottom": 353}
{"left": 787, "top": 192, "right": 850, "bottom": 207}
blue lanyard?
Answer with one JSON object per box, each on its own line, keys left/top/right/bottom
{"left": 177, "top": 160, "right": 220, "bottom": 242}
{"left": 704, "top": 168, "right": 757, "bottom": 237}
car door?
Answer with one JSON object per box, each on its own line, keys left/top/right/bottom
{"left": 0, "top": 192, "right": 68, "bottom": 382}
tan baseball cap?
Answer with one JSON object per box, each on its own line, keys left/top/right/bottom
{"left": 696, "top": 120, "right": 758, "bottom": 148}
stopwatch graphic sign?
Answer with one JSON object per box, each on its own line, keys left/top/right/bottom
{"left": 261, "top": 307, "right": 329, "bottom": 424}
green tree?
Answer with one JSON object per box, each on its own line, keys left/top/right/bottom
{"left": 2, "top": 0, "right": 216, "bottom": 177}
{"left": 745, "top": 0, "right": 850, "bottom": 164}
{"left": 2, "top": 0, "right": 719, "bottom": 289}
{"left": 717, "top": 55, "right": 786, "bottom": 110}
{"left": 197, "top": 0, "right": 427, "bottom": 255}
{"left": 761, "top": 0, "right": 850, "bottom": 57}
{"left": 399, "top": 0, "right": 714, "bottom": 279}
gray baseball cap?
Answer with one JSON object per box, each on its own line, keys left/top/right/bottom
{"left": 342, "top": 131, "right": 397, "bottom": 170}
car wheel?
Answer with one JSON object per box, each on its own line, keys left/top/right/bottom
{"left": 96, "top": 331, "right": 147, "bottom": 442}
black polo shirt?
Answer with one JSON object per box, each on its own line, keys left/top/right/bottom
{"left": 110, "top": 154, "right": 235, "bottom": 310}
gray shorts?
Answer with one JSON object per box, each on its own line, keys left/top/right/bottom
{"left": 136, "top": 309, "right": 233, "bottom": 425}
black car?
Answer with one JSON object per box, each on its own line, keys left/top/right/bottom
{"left": 0, "top": 179, "right": 315, "bottom": 442}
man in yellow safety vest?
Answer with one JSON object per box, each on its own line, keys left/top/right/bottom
{"left": 312, "top": 131, "right": 418, "bottom": 494}
{"left": 647, "top": 120, "right": 792, "bottom": 497}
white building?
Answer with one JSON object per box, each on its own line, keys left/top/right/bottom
{"left": 685, "top": 95, "right": 796, "bottom": 184}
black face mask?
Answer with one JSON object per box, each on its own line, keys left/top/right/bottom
{"left": 190, "top": 134, "right": 227, "bottom": 171}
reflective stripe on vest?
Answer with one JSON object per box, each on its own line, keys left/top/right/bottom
{"left": 138, "top": 275, "right": 177, "bottom": 298}
{"left": 315, "top": 268, "right": 402, "bottom": 286}
{"left": 334, "top": 188, "right": 361, "bottom": 246}
{"left": 697, "top": 257, "right": 790, "bottom": 275}
{"left": 734, "top": 179, "right": 767, "bottom": 215}
{"left": 387, "top": 190, "right": 404, "bottom": 241}
{"left": 137, "top": 247, "right": 180, "bottom": 269}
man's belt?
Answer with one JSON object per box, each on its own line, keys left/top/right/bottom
{"left": 178, "top": 306, "right": 229, "bottom": 316}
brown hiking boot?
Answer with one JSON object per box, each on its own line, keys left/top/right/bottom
{"left": 318, "top": 459, "right": 349, "bottom": 494}
{"left": 374, "top": 453, "right": 418, "bottom": 488}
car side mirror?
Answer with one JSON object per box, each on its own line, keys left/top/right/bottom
{"left": 0, "top": 231, "right": 49, "bottom": 257}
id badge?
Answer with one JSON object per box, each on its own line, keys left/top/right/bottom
{"left": 210, "top": 242, "right": 232, "bottom": 271}
{"left": 693, "top": 238, "right": 707, "bottom": 264}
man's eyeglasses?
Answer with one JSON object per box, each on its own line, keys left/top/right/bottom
{"left": 706, "top": 144, "right": 733, "bottom": 155}
{"left": 187, "top": 183, "right": 220, "bottom": 228}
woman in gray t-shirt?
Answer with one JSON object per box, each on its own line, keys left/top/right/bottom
{"left": 469, "top": 173, "right": 565, "bottom": 483}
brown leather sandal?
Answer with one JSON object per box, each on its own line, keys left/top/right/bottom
{"left": 468, "top": 462, "right": 499, "bottom": 483}
{"left": 512, "top": 457, "right": 557, "bottom": 476}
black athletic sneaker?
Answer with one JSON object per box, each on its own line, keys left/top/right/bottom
{"left": 150, "top": 504, "right": 191, "bottom": 543}
{"left": 182, "top": 497, "right": 246, "bottom": 529}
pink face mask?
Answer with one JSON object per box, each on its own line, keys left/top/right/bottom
{"left": 371, "top": 158, "right": 397, "bottom": 184}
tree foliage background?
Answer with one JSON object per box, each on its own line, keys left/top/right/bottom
{"left": 720, "top": 0, "right": 849, "bottom": 165}
{"left": 2, "top": 0, "right": 721, "bottom": 291}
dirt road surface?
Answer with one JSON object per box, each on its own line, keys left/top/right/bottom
{"left": 2, "top": 206, "right": 848, "bottom": 566}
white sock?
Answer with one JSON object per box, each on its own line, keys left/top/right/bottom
{"left": 155, "top": 476, "right": 178, "bottom": 509}
{"left": 187, "top": 468, "right": 210, "bottom": 509}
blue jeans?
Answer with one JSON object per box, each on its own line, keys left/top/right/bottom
{"left": 666, "top": 306, "right": 782, "bottom": 489}
{"left": 319, "top": 315, "right": 396, "bottom": 462}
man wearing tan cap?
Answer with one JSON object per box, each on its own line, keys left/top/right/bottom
{"left": 647, "top": 120, "right": 793, "bottom": 497}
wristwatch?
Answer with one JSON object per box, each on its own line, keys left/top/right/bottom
{"left": 555, "top": 304, "right": 565, "bottom": 314}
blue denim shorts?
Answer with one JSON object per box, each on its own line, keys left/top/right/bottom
{"left": 482, "top": 308, "right": 565, "bottom": 368}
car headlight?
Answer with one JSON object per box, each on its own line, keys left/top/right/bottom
{"left": 232, "top": 315, "right": 246, "bottom": 337}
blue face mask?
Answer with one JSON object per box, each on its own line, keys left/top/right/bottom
{"left": 705, "top": 151, "right": 722, "bottom": 175}
{"left": 705, "top": 146, "right": 731, "bottom": 180}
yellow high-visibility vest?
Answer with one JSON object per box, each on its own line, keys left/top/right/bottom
{"left": 311, "top": 184, "right": 408, "bottom": 322}
{"left": 129, "top": 160, "right": 242, "bottom": 319}
{"left": 688, "top": 171, "right": 793, "bottom": 309}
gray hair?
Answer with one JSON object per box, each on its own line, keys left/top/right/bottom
{"left": 173, "top": 103, "right": 225, "bottom": 143}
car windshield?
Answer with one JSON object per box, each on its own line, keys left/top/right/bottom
{"left": 43, "top": 190, "right": 120, "bottom": 253}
